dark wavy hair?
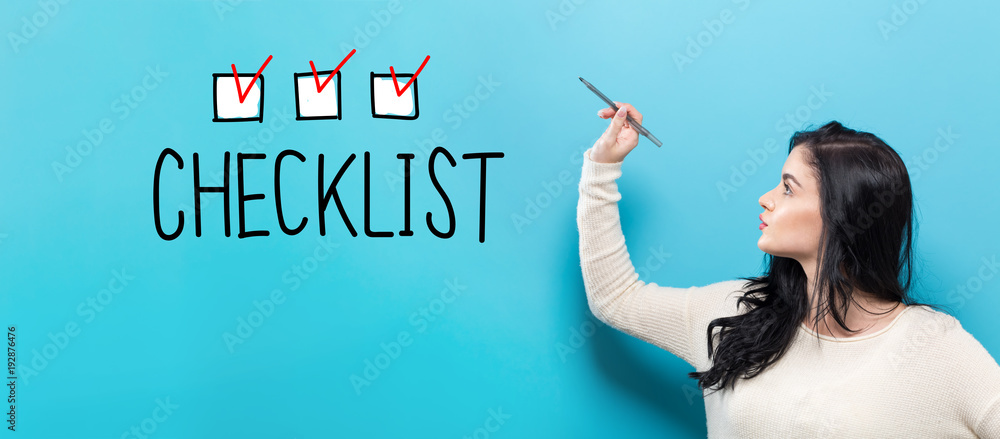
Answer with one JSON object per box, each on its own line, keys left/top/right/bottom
{"left": 688, "top": 120, "right": 946, "bottom": 393}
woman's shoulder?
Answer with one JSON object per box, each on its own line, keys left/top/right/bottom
{"left": 901, "top": 305, "right": 971, "bottom": 344}
{"left": 901, "top": 305, "right": 1000, "bottom": 424}
{"left": 901, "top": 305, "right": 1000, "bottom": 368}
{"left": 903, "top": 305, "right": 971, "bottom": 336}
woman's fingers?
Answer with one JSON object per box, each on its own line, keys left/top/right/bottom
{"left": 616, "top": 102, "right": 643, "bottom": 125}
{"left": 598, "top": 106, "right": 630, "bottom": 146}
{"left": 592, "top": 102, "right": 643, "bottom": 163}
{"left": 597, "top": 103, "right": 643, "bottom": 125}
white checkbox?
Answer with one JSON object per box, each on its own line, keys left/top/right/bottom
{"left": 213, "top": 74, "right": 264, "bottom": 123}
{"left": 294, "top": 71, "right": 342, "bottom": 120}
{"left": 370, "top": 72, "right": 419, "bottom": 120}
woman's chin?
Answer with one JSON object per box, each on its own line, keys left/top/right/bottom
{"left": 757, "top": 244, "right": 791, "bottom": 259}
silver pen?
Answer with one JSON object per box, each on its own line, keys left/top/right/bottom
{"left": 579, "top": 77, "right": 662, "bottom": 147}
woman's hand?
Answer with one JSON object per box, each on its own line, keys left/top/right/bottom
{"left": 590, "top": 102, "right": 644, "bottom": 164}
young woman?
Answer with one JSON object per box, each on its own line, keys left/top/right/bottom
{"left": 577, "top": 103, "right": 1000, "bottom": 438}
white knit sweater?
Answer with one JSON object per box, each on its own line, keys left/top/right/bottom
{"left": 576, "top": 147, "right": 1000, "bottom": 438}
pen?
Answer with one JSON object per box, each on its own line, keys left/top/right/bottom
{"left": 579, "top": 77, "right": 662, "bottom": 147}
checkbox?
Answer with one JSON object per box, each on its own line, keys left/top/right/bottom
{"left": 370, "top": 72, "right": 419, "bottom": 120}
{"left": 293, "top": 70, "right": 342, "bottom": 120}
{"left": 212, "top": 73, "right": 264, "bottom": 123}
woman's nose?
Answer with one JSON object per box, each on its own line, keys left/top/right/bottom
{"left": 759, "top": 194, "right": 771, "bottom": 211}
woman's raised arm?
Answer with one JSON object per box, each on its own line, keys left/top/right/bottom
{"left": 577, "top": 103, "right": 746, "bottom": 369}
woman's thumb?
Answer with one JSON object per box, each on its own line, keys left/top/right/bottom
{"left": 601, "top": 106, "right": 628, "bottom": 143}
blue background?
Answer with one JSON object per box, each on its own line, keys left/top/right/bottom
{"left": 2, "top": 0, "right": 998, "bottom": 437}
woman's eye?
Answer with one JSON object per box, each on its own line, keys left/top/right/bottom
{"left": 783, "top": 183, "right": 792, "bottom": 195}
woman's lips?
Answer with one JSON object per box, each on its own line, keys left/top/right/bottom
{"left": 759, "top": 214, "right": 768, "bottom": 230}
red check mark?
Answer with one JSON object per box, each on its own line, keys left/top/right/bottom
{"left": 389, "top": 55, "right": 430, "bottom": 97}
{"left": 231, "top": 55, "right": 272, "bottom": 104}
{"left": 310, "top": 49, "right": 356, "bottom": 94}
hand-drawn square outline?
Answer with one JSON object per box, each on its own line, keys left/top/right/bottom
{"left": 370, "top": 72, "right": 419, "bottom": 120}
{"left": 294, "top": 70, "right": 343, "bottom": 121}
{"left": 212, "top": 73, "right": 264, "bottom": 123}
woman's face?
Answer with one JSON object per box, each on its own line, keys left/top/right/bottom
{"left": 757, "top": 146, "right": 824, "bottom": 261}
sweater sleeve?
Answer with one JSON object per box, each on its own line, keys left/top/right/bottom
{"left": 576, "top": 147, "right": 747, "bottom": 370}
{"left": 976, "top": 394, "right": 1000, "bottom": 438}
{"left": 938, "top": 317, "right": 1000, "bottom": 438}
{"left": 964, "top": 330, "right": 1000, "bottom": 438}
